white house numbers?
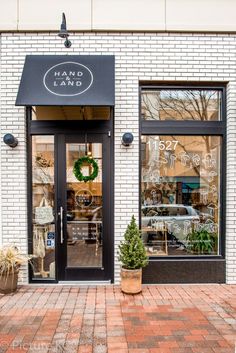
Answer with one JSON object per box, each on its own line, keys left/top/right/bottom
{"left": 147, "top": 139, "right": 179, "bottom": 152}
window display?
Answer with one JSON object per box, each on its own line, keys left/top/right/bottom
{"left": 141, "top": 135, "right": 221, "bottom": 256}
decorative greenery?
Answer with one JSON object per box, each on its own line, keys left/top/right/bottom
{"left": 0, "top": 245, "right": 32, "bottom": 278}
{"left": 186, "top": 229, "right": 217, "bottom": 254}
{"left": 73, "top": 156, "right": 99, "bottom": 183}
{"left": 118, "top": 216, "right": 148, "bottom": 270}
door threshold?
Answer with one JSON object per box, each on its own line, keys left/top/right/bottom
{"left": 58, "top": 280, "right": 111, "bottom": 285}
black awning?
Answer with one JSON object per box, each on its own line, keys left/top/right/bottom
{"left": 16, "top": 55, "right": 115, "bottom": 106}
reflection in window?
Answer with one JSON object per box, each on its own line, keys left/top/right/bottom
{"left": 141, "top": 89, "right": 221, "bottom": 121}
{"left": 32, "top": 136, "right": 55, "bottom": 279}
{"left": 141, "top": 135, "right": 221, "bottom": 257}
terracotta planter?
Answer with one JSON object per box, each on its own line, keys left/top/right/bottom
{"left": 0, "top": 270, "right": 19, "bottom": 294}
{"left": 121, "top": 268, "right": 142, "bottom": 294}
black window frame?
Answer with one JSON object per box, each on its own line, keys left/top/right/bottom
{"left": 139, "top": 83, "right": 226, "bottom": 260}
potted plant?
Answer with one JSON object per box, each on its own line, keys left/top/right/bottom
{"left": 118, "top": 215, "right": 148, "bottom": 294}
{"left": 186, "top": 229, "right": 217, "bottom": 254}
{"left": 0, "top": 245, "right": 31, "bottom": 294}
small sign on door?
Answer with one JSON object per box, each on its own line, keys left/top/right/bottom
{"left": 46, "top": 232, "right": 55, "bottom": 249}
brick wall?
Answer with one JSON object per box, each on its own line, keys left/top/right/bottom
{"left": 0, "top": 32, "right": 236, "bottom": 283}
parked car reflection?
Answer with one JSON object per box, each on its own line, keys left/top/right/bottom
{"left": 141, "top": 204, "right": 200, "bottom": 244}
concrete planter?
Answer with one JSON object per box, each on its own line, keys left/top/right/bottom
{"left": 121, "top": 268, "right": 142, "bottom": 294}
{"left": 0, "top": 270, "right": 19, "bottom": 294}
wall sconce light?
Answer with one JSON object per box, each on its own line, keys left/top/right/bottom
{"left": 3, "top": 134, "right": 18, "bottom": 148}
{"left": 58, "top": 13, "right": 72, "bottom": 48}
{"left": 122, "top": 132, "right": 134, "bottom": 147}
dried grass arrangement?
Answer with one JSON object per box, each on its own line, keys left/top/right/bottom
{"left": 0, "top": 245, "right": 32, "bottom": 294}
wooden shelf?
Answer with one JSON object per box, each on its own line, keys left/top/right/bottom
{"left": 142, "top": 224, "right": 168, "bottom": 256}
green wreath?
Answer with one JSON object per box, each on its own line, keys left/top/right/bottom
{"left": 73, "top": 156, "right": 99, "bottom": 182}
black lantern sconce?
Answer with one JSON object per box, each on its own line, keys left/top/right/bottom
{"left": 58, "top": 13, "right": 72, "bottom": 48}
{"left": 3, "top": 134, "right": 18, "bottom": 148}
{"left": 122, "top": 132, "right": 134, "bottom": 147}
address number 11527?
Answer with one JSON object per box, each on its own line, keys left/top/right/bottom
{"left": 147, "top": 140, "right": 179, "bottom": 150}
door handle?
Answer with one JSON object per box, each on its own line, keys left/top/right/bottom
{"left": 59, "top": 206, "right": 64, "bottom": 244}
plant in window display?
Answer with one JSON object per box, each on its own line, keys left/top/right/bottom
{"left": 186, "top": 229, "right": 217, "bottom": 254}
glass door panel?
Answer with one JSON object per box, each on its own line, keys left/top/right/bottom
{"left": 57, "top": 133, "right": 112, "bottom": 282}
{"left": 66, "top": 143, "right": 103, "bottom": 268}
{"left": 31, "top": 136, "right": 55, "bottom": 280}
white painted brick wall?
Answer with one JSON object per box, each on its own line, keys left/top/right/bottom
{"left": 0, "top": 32, "right": 236, "bottom": 284}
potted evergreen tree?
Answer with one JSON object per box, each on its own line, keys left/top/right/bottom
{"left": 118, "top": 215, "right": 148, "bottom": 294}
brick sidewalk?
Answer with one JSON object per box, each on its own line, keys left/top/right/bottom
{"left": 0, "top": 285, "right": 235, "bottom": 353}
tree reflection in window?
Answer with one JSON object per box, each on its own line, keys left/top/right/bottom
{"left": 141, "top": 89, "right": 221, "bottom": 121}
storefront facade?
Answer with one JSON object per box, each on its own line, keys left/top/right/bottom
{"left": 1, "top": 3, "right": 236, "bottom": 284}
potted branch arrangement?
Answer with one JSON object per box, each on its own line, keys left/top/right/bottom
{"left": 118, "top": 215, "right": 148, "bottom": 294}
{"left": 0, "top": 245, "right": 32, "bottom": 294}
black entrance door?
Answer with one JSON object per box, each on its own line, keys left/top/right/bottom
{"left": 57, "top": 133, "right": 112, "bottom": 281}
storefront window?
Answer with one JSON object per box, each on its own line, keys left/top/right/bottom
{"left": 31, "top": 136, "right": 55, "bottom": 279}
{"left": 141, "top": 135, "right": 221, "bottom": 257}
{"left": 141, "top": 89, "right": 221, "bottom": 121}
